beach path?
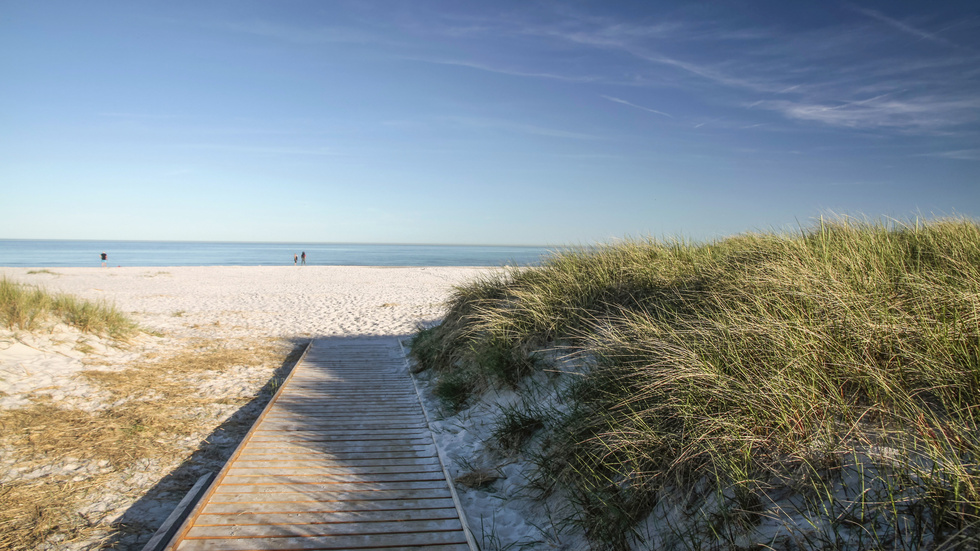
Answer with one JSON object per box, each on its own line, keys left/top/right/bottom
{"left": 162, "top": 337, "right": 474, "bottom": 551}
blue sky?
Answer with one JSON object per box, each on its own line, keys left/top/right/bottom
{"left": 2, "top": 1, "right": 978, "bottom": 245}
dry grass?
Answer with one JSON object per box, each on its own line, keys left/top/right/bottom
{"left": 0, "top": 475, "right": 115, "bottom": 551}
{"left": 0, "top": 337, "right": 299, "bottom": 551}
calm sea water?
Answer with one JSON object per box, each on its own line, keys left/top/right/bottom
{"left": 0, "top": 240, "right": 558, "bottom": 268}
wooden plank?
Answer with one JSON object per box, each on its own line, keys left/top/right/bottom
{"left": 279, "top": 383, "right": 413, "bottom": 387}
{"left": 231, "top": 457, "right": 442, "bottom": 468}
{"left": 256, "top": 422, "right": 427, "bottom": 431}
{"left": 264, "top": 407, "right": 423, "bottom": 413}
{"left": 261, "top": 410, "right": 423, "bottom": 416}
{"left": 206, "top": 488, "right": 454, "bottom": 504}
{"left": 195, "top": 507, "right": 462, "bottom": 526}
{"left": 220, "top": 472, "right": 448, "bottom": 485}
{"left": 274, "top": 389, "right": 419, "bottom": 394}
{"left": 202, "top": 497, "right": 458, "bottom": 514}
{"left": 272, "top": 390, "right": 418, "bottom": 396}
{"left": 176, "top": 532, "right": 469, "bottom": 551}
{"left": 186, "top": 517, "right": 464, "bottom": 538}
{"left": 262, "top": 412, "right": 424, "bottom": 419}
{"left": 267, "top": 403, "right": 420, "bottom": 410}
{"left": 244, "top": 439, "right": 434, "bottom": 447}
{"left": 228, "top": 464, "right": 443, "bottom": 476}
{"left": 263, "top": 409, "right": 423, "bottom": 417}
{"left": 211, "top": 480, "right": 451, "bottom": 494}
{"left": 242, "top": 440, "right": 433, "bottom": 449}
{"left": 251, "top": 430, "right": 425, "bottom": 438}
{"left": 251, "top": 429, "right": 429, "bottom": 438}
{"left": 239, "top": 442, "right": 435, "bottom": 452}
{"left": 252, "top": 432, "right": 428, "bottom": 440}
{"left": 227, "top": 464, "right": 443, "bottom": 474}
{"left": 272, "top": 393, "right": 419, "bottom": 399}
{"left": 223, "top": 468, "right": 444, "bottom": 480}
{"left": 250, "top": 426, "right": 429, "bottom": 434}
{"left": 236, "top": 452, "right": 437, "bottom": 461}
{"left": 256, "top": 420, "right": 427, "bottom": 427}
{"left": 249, "top": 429, "right": 431, "bottom": 438}
{"left": 236, "top": 451, "right": 437, "bottom": 462}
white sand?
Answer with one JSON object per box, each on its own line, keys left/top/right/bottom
{"left": 0, "top": 266, "right": 489, "bottom": 411}
{"left": 2, "top": 266, "right": 488, "bottom": 339}
{"left": 0, "top": 266, "right": 515, "bottom": 549}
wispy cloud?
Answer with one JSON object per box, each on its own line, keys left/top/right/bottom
{"left": 514, "top": 16, "right": 793, "bottom": 93}
{"left": 752, "top": 94, "right": 980, "bottom": 132}
{"left": 921, "top": 149, "right": 980, "bottom": 161}
{"left": 407, "top": 57, "right": 598, "bottom": 83}
{"left": 225, "top": 5, "right": 979, "bottom": 136}
{"left": 516, "top": 6, "right": 980, "bottom": 134}
{"left": 601, "top": 95, "right": 672, "bottom": 118}
{"left": 849, "top": 6, "right": 959, "bottom": 48}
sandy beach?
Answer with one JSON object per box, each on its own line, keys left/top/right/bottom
{"left": 0, "top": 266, "right": 493, "bottom": 550}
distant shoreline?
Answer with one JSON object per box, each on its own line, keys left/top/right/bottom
{"left": 0, "top": 240, "right": 558, "bottom": 268}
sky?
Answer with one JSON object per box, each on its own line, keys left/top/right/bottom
{"left": 1, "top": 1, "right": 978, "bottom": 246}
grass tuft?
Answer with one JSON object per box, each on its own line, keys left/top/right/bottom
{"left": 493, "top": 404, "right": 546, "bottom": 453}
{"left": 1, "top": 277, "right": 138, "bottom": 339}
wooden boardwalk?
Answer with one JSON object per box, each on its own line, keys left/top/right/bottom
{"left": 163, "top": 337, "right": 474, "bottom": 551}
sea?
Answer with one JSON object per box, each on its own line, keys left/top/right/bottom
{"left": 0, "top": 240, "right": 559, "bottom": 268}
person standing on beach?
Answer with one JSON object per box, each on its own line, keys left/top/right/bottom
{"left": 101, "top": 252, "right": 107, "bottom": 267}
{"left": 294, "top": 254, "right": 298, "bottom": 265}
{"left": 301, "top": 251, "right": 306, "bottom": 265}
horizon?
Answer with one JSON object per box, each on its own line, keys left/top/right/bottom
{"left": 0, "top": 237, "right": 557, "bottom": 248}
{"left": 2, "top": 1, "right": 978, "bottom": 244}
{"left": 2, "top": 212, "right": 975, "bottom": 249}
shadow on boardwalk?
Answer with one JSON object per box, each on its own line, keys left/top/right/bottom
{"left": 133, "top": 334, "right": 470, "bottom": 551}
{"left": 102, "top": 336, "right": 321, "bottom": 550}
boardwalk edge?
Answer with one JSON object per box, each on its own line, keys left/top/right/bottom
{"left": 399, "top": 337, "right": 480, "bottom": 551}
{"left": 157, "top": 339, "right": 314, "bottom": 551}
{"left": 140, "top": 472, "right": 213, "bottom": 551}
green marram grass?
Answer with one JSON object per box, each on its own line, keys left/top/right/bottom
{"left": 0, "top": 276, "right": 137, "bottom": 339}
{"left": 411, "top": 217, "right": 980, "bottom": 550}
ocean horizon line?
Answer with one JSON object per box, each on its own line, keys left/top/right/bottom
{"left": 0, "top": 238, "right": 560, "bottom": 249}
{"left": 0, "top": 240, "right": 561, "bottom": 268}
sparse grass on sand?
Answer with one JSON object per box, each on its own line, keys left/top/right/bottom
{"left": 411, "top": 217, "right": 980, "bottom": 550}
{"left": 0, "top": 279, "right": 300, "bottom": 550}
{"left": 1, "top": 276, "right": 137, "bottom": 340}
{"left": 0, "top": 337, "right": 297, "bottom": 551}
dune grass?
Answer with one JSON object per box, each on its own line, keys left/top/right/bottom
{"left": 410, "top": 217, "right": 980, "bottom": 550}
{"left": 0, "top": 276, "right": 137, "bottom": 339}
